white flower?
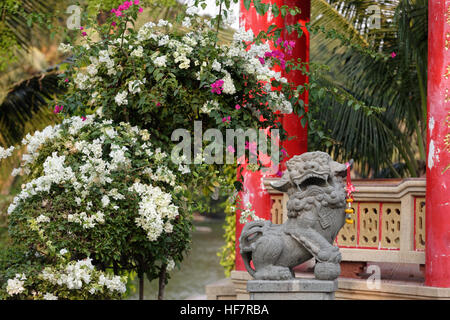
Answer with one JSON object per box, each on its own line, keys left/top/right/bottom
{"left": 182, "top": 17, "right": 192, "bottom": 28}
{"left": 178, "top": 164, "right": 190, "bottom": 174}
{"left": 101, "top": 195, "right": 110, "bottom": 208}
{"left": 128, "top": 79, "right": 145, "bottom": 95}
{"left": 131, "top": 46, "right": 144, "bottom": 58}
{"left": 59, "top": 248, "right": 68, "bottom": 256}
{"left": 158, "top": 35, "right": 169, "bottom": 46}
{"left": 154, "top": 55, "right": 167, "bottom": 68}
{"left": 0, "top": 146, "right": 14, "bottom": 160}
{"left": 43, "top": 293, "right": 58, "bottom": 300}
{"left": 114, "top": 91, "right": 128, "bottom": 106}
{"left": 6, "top": 275, "right": 26, "bottom": 296}
{"left": 157, "top": 19, "right": 170, "bottom": 27}
{"left": 58, "top": 43, "right": 73, "bottom": 53}
{"left": 166, "top": 259, "right": 175, "bottom": 272}
{"left": 186, "top": 6, "right": 198, "bottom": 16}
{"left": 87, "top": 64, "right": 98, "bottom": 76}
{"left": 36, "top": 214, "right": 50, "bottom": 224}
{"left": 233, "top": 27, "right": 254, "bottom": 43}
{"left": 212, "top": 59, "right": 221, "bottom": 72}
{"left": 74, "top": 72, "right": 89, "bottom": 90}
{"left": 222, "top": 72, "right": 236, "bottom": 94}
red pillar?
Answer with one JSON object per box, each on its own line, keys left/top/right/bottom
{"left": 426, "top": 0, "right": 450, "bottom": 288}
{"left": 235, "top": 0, "right": 309, "bottom": 271}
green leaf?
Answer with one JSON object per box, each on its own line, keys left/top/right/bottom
{"left": 243, "top": 0, "right": 251, "bottom": 11}
{"left": 272, "top": 3, "right": 279, "bottom": 17}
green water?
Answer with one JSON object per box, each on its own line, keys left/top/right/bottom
{"left": 129, "top": 219, "right": 226, "bottom": 300}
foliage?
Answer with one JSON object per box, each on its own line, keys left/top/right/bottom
{"left": 1, "top": 114, "right": 192, "bottom": 299}
{"left": 0, "top": 245, "right": 127, "bottom": 300}
{"left": 56, "top": 3, "right": 303, "bottom": 167}
{"left": 307, "top": 0, "right": 428, "bottom": 177}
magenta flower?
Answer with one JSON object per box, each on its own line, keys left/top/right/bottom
{"left": 139, "top": 7, "right": 143, "bottom": 13}
{"left": 80, "top": 26, "right": 84, "bottom": 30}
{"left": 258, "top": 57, "right": 265, "bottom": 65}
{"left": 81, "top": 116, "right": 87, "bottom": 121}
{"left": 275, "top": 38, "right": 283, "bottom": 46}
{"left": 82, "top": 32, "right": 87, "bottom": 37}
{"left": 53, "top": 105, "right": 63, "bottom": 114}
{"left": 111, "top": 21, "right": 117, "bottom": 26}
{"left": 391, "top": 52, "right": 397, "bottom": 58}
{"left": 222, "top": 116, "right": 231, "bottom": 123}
{"left": 210, "top": 79, "right": 224, "bottom": 94}
{"left": 276, "top": 169, "right": 283, "bottom": 177}
{"left": 134, "top": 0, "right": 140, "bottom": 4}
{"left": 156, "top": 102, "right": 161, "bottom": 107}
{"left": 288, "top": 40, "right": 296, "bottom": 48}
{"left": 64, "top": 78, "right": 69, "bottom": 83}
{"left": 235, "top": 104, "right": 241, "bottom": 110}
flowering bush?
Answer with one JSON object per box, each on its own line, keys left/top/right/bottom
{"left": 57, "top": 2, "right": 300, "bottom": 164}
{"left": 1, "top": 113, "right": 192, "bottom": 299}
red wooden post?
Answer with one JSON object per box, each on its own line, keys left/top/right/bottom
{"left": 426, "top": 0, "right": 450, "bottom": 288}
{"left": 235, "top": 0, "right": 310, "bottom": 271}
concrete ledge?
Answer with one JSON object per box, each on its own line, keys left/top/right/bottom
{"left": 205, "top": 278, "right": 236, "bottom": 300}
{"left": 247, "top": 279, "right": 338, "bottom": 292}
{"left": 247, "top": 279, "right": 338, "bottom": 300}
{"left": 337, "top": 277, "right": 450, "bottom": 300}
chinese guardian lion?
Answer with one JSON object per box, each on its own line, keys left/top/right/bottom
{"left": 239, "top": 151, "right": 352, "bottom": 280}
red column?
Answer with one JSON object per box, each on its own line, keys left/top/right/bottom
{"left": 235, "top": 0, "right": 309, "bottom": 271}
{"left": 426, "top": 0, "right": 450, "bottom": 288}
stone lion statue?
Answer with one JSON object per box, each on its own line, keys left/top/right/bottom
{"left": 239, "top": 151, "right": 352, "bottom": 280}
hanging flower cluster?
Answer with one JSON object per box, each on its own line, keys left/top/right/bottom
{"left": 56, "top": 5, "right": 302, "bottom": 167}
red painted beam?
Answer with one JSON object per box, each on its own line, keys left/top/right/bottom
{"left": 235, "top": 0, "right": 309, "bottom": 271}
{"left": 426, "top": 0, "right": 450, "bottom": 287}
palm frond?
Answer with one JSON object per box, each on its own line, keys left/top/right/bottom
{"left": 0, "top": 72, "right": 65, "bottom": 147}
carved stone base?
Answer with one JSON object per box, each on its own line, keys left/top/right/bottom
{"left": 247, "top": 278, "right": 338, "bottom": 300}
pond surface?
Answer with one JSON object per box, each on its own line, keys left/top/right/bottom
{"left": 129, "top": 219, "right": 226, "bottom": 300}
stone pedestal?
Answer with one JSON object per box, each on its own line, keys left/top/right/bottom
{"left": 247, "top": 278, "right": 338, "bottom": 300}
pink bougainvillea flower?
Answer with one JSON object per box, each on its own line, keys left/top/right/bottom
{"left": 111, "top": 21, "right": 117, "bottom": 26}
{"left": 64, "top": 78, "right": 69, "bottom": 82}
{"left": 227, "top": 145, "right": 235, "bottom": 153}
{"left": 281, "top": 149, "right": 288, "bottom": 156}
{"left": 235, "top": 104, "right": 241, "bottom": 110}
{"left": 264, "top": 51, "right": 272, "bottom": 58}
{"left": 210, "top": 79, "right": 224, "bottom": 94}
{"left": 80, "top": 26, "right": 84, "bottom": 30}
{"left": 258, "top": 57, "right": 265, "bottom": 65}
{"left": 134, "top": 0, "right": 140, "bottom": 4}
{"left": 156, "top": 102, "right": 161, "bottom": 107}
{"left": 82, "top": 32, "right": 87, "bottom": 37}
{"left": 81, "top": 116, "right": 87, "bottom": 121}
{"left": 288, "top": 40, "right": 296, "bottom": 48}
{"left": 275, "top": 37, "right": 283, "bottom": 46}
{"left": 139, "top": 7, "right": 143, "bottom": 12}
{"left": 53, "top": 105, "right": 61, "bottom": 114}
{"left": 276, "top": 169, "right": 283, "bottom": 177}
{"left": 391, "top": 52, "right": 397, "bottom": 58}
